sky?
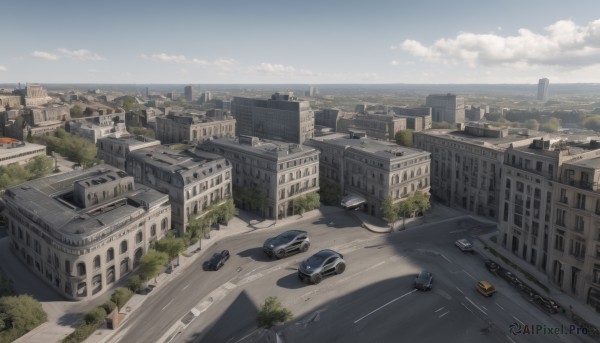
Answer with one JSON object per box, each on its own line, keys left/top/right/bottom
{"left": 1, "top": 0, "right": 600, "bottom": 84}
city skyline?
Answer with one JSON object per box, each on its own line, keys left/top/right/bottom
{"left": 1, "top": 0, "right": 600, "bottom": 84}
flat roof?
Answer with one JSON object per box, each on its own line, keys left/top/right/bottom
{"left": 415, "top": 129, "right": 540, "bottom": 150}
{"left": 206, "top": 137, "right": 318, "bottom": 161}
{"left": 310, "top": 134, "right": 428, "bottom": 159}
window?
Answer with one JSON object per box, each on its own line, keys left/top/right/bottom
{"left": 555, "top": 230, "right": 565, "bottom": 251}
{"left": 106, "top": 248, "right": 114, "bottom": 262}
{"left": 569, "top": 239, "right": 586, "bottom": 260}
{"left": 575, "top": 215, "right": 585, "bottom": 232}
{"left": 135, "top": 231, "right": 143, "bottom": 244}
{"left": 151, "top": 224, "right": 157, "bottom": 237}
{"left": 576, "top": 194, "right": 587, "bottom": 210}
{"left": 77, "top": 262, "right": 86, "bottom": 276}
{"left": 161, "top": 218, "right": 168, "bottom": 231}
{"left": 120, "top": 240, "right": 128, "bottom": 254}
{"left": 93, "top": 255, "right": 101, "bottom": 270}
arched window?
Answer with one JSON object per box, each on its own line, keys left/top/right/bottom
{"left": 417, "top": 168, "right": 422, "bottom": 176}
{"left": 135, "top": 231, "right": 143, "bottom": 244}
{"left": 106, "top": 248, "right": 114, "bottom": 262}
{"left": 151, "top": 224, "right": 156, "bottom": 237}
{"left": 161, "top": 218, "right": 168, "bottom": 231}
{"left": 120, "top": 240, "right": 128, "bottom": 254}
{"left": 77, "top": 262, "right": 86, "bottom": 276}
{"left": 411, "top": 171, "right": 414, "bottom": 178}
{"left": 402, "top": 172, "right": 407, "bottom": 181}
{"left": 93, "top": 255, "right": 101, "bottom": 270}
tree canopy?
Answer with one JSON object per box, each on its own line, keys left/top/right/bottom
{"left": 154, "top": 237, "right": 186, "bottom": 261}
{"left": 69, "top": 104, "right": 84, "bottom": 118}
{"left": 0, "top": 155, "right": 55, "bottom": 191}
{"left": 257, "top": 296, "right": 293, "bottom": 328}
{"left": 31, "top": 128, "right": 98, "bottom": 167}
{"left": 0, "top": 295, "right": 47, "bottom": 342}
{"left": 138, "top": 250, "right": 168, "bottom": 281}
{"left": 394, "top": 129, "right": 413, "bottom": 147}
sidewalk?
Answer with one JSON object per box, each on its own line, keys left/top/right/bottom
{"left": 83, "top": 208, "right": 325, "bottom": 343}
{"left": 475, "top": 232, "right": 600, "bottom": 339}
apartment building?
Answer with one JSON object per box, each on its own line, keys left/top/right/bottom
{"left": 200, "top": 135, "right": 320, "bottom": 220}
{"left": 337, "top": 114, "right": 407, "bottom": 141}
{"left": 97, "top": 134, "right": 161, "bottom": 170}
{"left": 425, "top": 93, "right": 465, "bottom": 124}
{"left": 0, "top": 138, "right": 47, "bottom": 167}
{"left": 155, "top": 112, "right": 236, "bottom": 144}
{"left": 1, "top": 165, "right": 171, "bottom": 300}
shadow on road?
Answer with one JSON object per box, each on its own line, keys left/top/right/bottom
{"left": 237, "top": 247, "right": 272, "bottom": 262}
{"left": 276, "top": 272, "right": 310, "bottom": 290}
{"left": 57, "top": 311, "right": 83, "bottom": 328}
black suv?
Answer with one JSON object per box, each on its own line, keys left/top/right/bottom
{"left": 263, "top": 230, "right": 310, "bottom": 259}
{"left": 414, "top": 271, "right": 433, "bottom": 291}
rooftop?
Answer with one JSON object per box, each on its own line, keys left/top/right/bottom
{"left": 416, "top": 129, "right": 541, "bottom": 150}
{"left": 311, "top": 134, "right": 428, "bottom": 159}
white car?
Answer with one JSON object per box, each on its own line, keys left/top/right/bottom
{"left": 455, "top": 238, "right": 474, "bottom": 252}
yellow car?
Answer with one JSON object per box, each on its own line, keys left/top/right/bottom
{"left": 476, "top": 280, "right": 496, "bottom": 297}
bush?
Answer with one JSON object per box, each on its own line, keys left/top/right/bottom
{"left": 128, "top": 275, "right": 142, "bottom": 292}
{"left": 61, "top": 324, "right": 98, "bottom": 343}
{"left": 110, "top": 287, "right": 133, "bottom": 309}
{"left": 102, "top": 300, "right": 117, "bottom": 313}
{"left": 257, "top": 296, "right": 293, "bottom": 328}
{"left": 84, "top": 307, "right": 107, "bottom": 325}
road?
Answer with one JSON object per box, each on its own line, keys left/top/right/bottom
{"left": 113, "top": 213, "right": 591, "bottom": 343}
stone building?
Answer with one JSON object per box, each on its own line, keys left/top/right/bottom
{"left": 307, "top": 132, "right": 431, "bottom": 217}
{"left": 0, "top": 95, "right": 22, "bottom": 108}
{"left": 0, "top": 138, "right": 47, "bottom": 167}
{"left": 2, "top": 104, "right": 70, "bottom": 140}
{"left": 391, "top": 107, "right": 433, "bottom": 131}
{"left": 21, "top": 83, "right": 51, "bottom": 107}
{"left": 232, "top": 92, "right": 314, "bottom": 144}
{"left": 69, "top": 116, "right": 128, "bottom": 144}
{"left": 2, "top": 165, "right": 171, "bottom": 300}
{"left": 413, "top": 124, "right": 543, "bottom": 219}
{"left": 155, "top": 112, "right": 236, "bottom": 145}
{"left": 97, "top": 135, "right": 161, "bottom": 170}
{"left": 314, "top": 108, "right": 344, "bottom": 131}
{"left": 200, "top": 136, "right": 320, "bottom": 220}
{"left": 337, "top": 113, "right": 407, "bottom": 141}
{"left": 425, "top": 93, "right": 465, "bottom": 124}
{"left": 126, "top": 146, "right": 232, "bottom": 234}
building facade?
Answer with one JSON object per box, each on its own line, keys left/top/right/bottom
{"left": 0, "top": 138, "right": 47, "bottom": 167}
{"left": 155, "top": 113, "right": 236, "bottom": 144}
{"left": 392, "top": 107, "right": 433, "bottom": 131}
{"left": 307, "top": 133, "right": 431, "bottom": 217}
{"left": 232, "top": 92, "right": 314, "bottom": 144}
{"left": 337, "top": 113, "right": 407, "bottom": 141}
{"left": 2, "top": 165, "right": 171, "bottom": 300}
{"left": 126, "top": 146, "right": 232, "bottom": 234}
{"left": 184, "top": 85, "right": 193, "bottom": 102}
{"left": 537, "top": 78, "right": 550, "bottom": 101}
{"left": 425, "top": 93, "right": 465, "bottom": 124}
{"left": 200, "top": 136, "right": 320, "bottom": 220}
{"left": 97, "top": 134, "right": 161, "bottom": 170}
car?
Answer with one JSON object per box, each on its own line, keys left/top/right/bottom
{"left": 533, "top": 295, "right": 559, "bottom": 314}
{"left": 484, "top": 259, "right": 500, "bottom": 273}
{"left": 263, "top": 230, "right": 310, "bottom": 259}
{"left": 298, "top": 249, "right": 345, "bottom": 284}
{"left": 414, "top": 271, "right": 433, "bottom": 291}
{"left": 207, "top": 250, "right": 230, "bottom": 271}
{"left": 455, "top": 238, "right": 474, "bottom": 252}
{"left": 476, "top": 280, "right": 497, "bottom": 297}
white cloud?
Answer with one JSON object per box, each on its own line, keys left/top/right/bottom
{"left": 254, "top": 63, "right": 316, "bottom": 76}
{"left": 31, "top": 51, "right": 60, "bottom": 60}
{"left": 0, "top": 65, "right": 6, "bottom": 71}
{"left": 58, "top": 48, "right": 104, "bottom": 61}
{"left": 396, "top": 18, "right": 600, "bottom": 69}
{"left": 140, "top": 53, "right": 213, "bottom": 65}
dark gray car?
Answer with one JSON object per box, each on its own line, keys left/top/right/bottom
{"left": 263, "top": 230, "right": 310, "bottom": 259}
{"left": 414, "top": 271, "right": 433, "bottom": 291}
{"left": 298, "top": 249, "right": 345, "bottom": 284}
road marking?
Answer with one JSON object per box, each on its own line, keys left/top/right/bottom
{"left": 439, "top": 311, "right": 449, "bottom": 318}
{"left": 233, "top": 329, "right": 261, "bottom": 343}
{"left": 496, "top": 302, "right": 505, "bottom": 311}
{"left": 461, "top": 302, "right": 474, "bottom": 313}
{"left": 435, "top": 307, "right": 445, "bottom": 313}
{"left": 481, "top": 305, "right": 488, "bottom": 311}
{"left": 440, "top": 254, "right": 452, "bottom": 263}
{"left": 365, "top": 261, "right": 386, "bottom": 271}
{"left": 161, "top": 298, "right": 174, "bottom": 311}
{"left": 465, "top": 296, "right": 487, "bottom": 315}
{"left": 463, "top": 270, "right": 477, "bottom": 281}
{"left": 505, "top": 334, "right": 516, "bottom": 343}
{"left": 456, "top": 287, "right": 464, "bottom": 295}
{"left": 182, "top": 283, "right": 190, "bottom": 290}
{"left": 353, "top": 289, "right": 417, "bottom": 324}
{"left": 512, "top": 315, "right": 524, "bottom": 325}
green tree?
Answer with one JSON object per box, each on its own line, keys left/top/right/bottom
{"left": 110, "top": 288, "right": 133, "bottom": 309}
{"left": 138, "top": 250, "right": 168, "bottom": 282}
{"left": 122, "top": 96, "right": 136, "bottom": 112}
{"left": 524, "top": 119, "right": 540, "bottom": 131}
{"left": 154, "top": 237, "right": 186, "bottom": 266}
{"left": 129, "top": 126, "right": 155, "bottom": 138}
{"left": 0, "top": 295, "right": 47, "bottom": 337}
{"left": 25, "top": 155, "right": 54, "bottom": 178}
{"left": 540, "top": 117, "right": 560, "bottom": 133}
{"left": 33, "top": 129, "right": 98, "bottom": 167}
{"left": 217, "top": 199, "right": 237, "bottom": 225}
{"left": 305, "top": 192, "right": 320, "bottom": 210}
{"left": 397, "top": 198, "right": 417, "bottom": 228}
{"left": 70, "top": 104, "right": 84, "bottom": 118}
{"left": 83, "top": 307, "right": 106, "bottom": 325}
{"left": 412, "top": 191, "right": 431, "bottom": 217}
{"left": 395, "top": 129, "right": 413, "bottom": 147}
{"left": 318, "top": 178, "right": 341, "bottom": 206}
{"left": 257, "top": 296, "right": 293, "bottom": 328}
{"left": 0, "top": 164, "right": 30, "bottom": 190}
{"left": 381, "top": 196, "right": 399, "bottom": 231}
{"left": 293, "top": 196, "right": 308, "bottom": 215}
{"left": 583, "top": 115, "right": 600, "bottom": 131}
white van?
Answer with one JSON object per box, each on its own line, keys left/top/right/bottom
{"left": 455, "top": 238, "right": 474, "bottom": 252}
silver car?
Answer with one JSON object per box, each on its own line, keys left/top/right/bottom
{"left": 298, "top": 249, "right": 346, "bottom": 284}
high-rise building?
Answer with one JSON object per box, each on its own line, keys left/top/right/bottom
{"left": 537, "top": 78, "right": 550, "bottom": 101}
{"left": 200, "top": 92, "right": 212, "bottom": 104}
{"left": 184, "top": 85, "right": 193, "bottom": 102}
{"left": 425, "top": 93, "right": 465, "bottom": 124}
{"left": 232, "top": 92, "right": 314, "bottom": 144}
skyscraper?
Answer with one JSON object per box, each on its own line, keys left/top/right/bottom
{"left": 184, "top": 85, "right": 193, "bottom": 102}
{"left": 537, "top": 78, "right": 549, "bottom": 101}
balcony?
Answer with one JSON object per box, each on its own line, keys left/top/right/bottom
{"left": 559, "top": 178, "right": 599, "bottom": 192}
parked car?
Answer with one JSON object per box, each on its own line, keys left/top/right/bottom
{"left": 414, "top": 271, "right": 434, "bottom": 291}
{"left": 455, "top": 238, "right": 474, "bottom": 252}
{"left": 208, "top": 250, "right": 230, "bottom": 271}
{"left": 263, "top": 230, "right": 310, "bottom": 259}
{"left": 476, "top": 280, "right": 497, "bottom": 297}
{"left": 298, "top": 249, "right": 345, "bottom": 284}
{"left": 136, "top": 284, "right": 156, "bottom": 295}
{"left": 484, "top": 260, "right": 500, "bottom": 273}
{"left": 533, "top": 295, "right": 559, "bottom": 314}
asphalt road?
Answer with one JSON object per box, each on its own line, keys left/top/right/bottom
{"left": 112, "top": 212, "right": 591, "bottom": 343}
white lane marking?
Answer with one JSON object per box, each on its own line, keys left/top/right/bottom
{"left": 481, "top": 306, "right": 488, "bottom": 311}
{"left": 455, "top": 287, "right": 464, "bottom": 295}
{"left": 354, "top": 289, "right": 417, "bottom": 324}
{"left": 365, "top": 261, "right": 386, "bottom": 271}
{"left": 512, "top": 315, "right": 524, "bottom": 325}
{"left": 465, "top": 296, "right": 487, "bottom": 315}
{"left": 463, "top": 270, "right": 477, "bottom": 281}
{"left": 439, "top": 311, "right": 449, "bottom": 318}
{"left": 182, "top": 283, "right": 190, "bottom": 290}
{"left": 435, "top": 307, "right": 445, "bottom": 313}
{"left": 161, "top": 298, "right": 174, "bottom": 311}
{"left": 461, "top": 302, "right": 474, "bottom": 313}
{"left": 505, "top": 334, "right": 516, "bottom": 343}
{"left": 496, "top": 302, "right": 505, "bottom": 311}
{"left": 440, "top": 254, "right": 452, "bottom": 263}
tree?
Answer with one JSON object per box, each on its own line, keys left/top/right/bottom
{"left": 0, "top": 164, "right": 31, "bottom": 190}
{"left": 70, "top": 104, "right": 83, "bottom": 118}
{"left": 540, "top": 117, "right": 560, "bottom": 133}
{"left": 217, "top": 199, "right": 237, "bottom": 225}
{"left": 412, "top": 191, "right": 431, "bottom": 217}
{"left": 381, "top": 197, "right": 399, "bottom": 230}
{"left": 154, "top": 237, "right": 186, "bottom": 266}
{"left": 395, "top": 129, "right": 413, "bottom": 147}
{"left": 524, "top": 119, "right": 540, "bottom": 131}
{"left": 138, "top": 250, "right": 168, "bottom": 282}
{"left": 583, "top": 115, "right": 600, "bottom": 131}
{"left": 110, "top": 288, "right": 133, "bottom": 309}
{"left": 122, "top": 96, "right": 136, "bottom": 112}
{"left": 397, "top": 198, "right": 417, "bottom": 228}
{"left": 25, "top": 155, "right": 54, "bottom": 178}
{"left": 305, "top": 192, "right": 320, "bottom": 210}
{"left": 257, "top": 296, "right": 293, "bottom": 328}
{"left": 293, "top": 196, "right": 308, "bottom": 216}
{"left": 129, "top": 126, "right": 155, "bottom": 138}
{"left": 83, "top": 307, "right": 106, "bottom": 325}
{"left": 0, "top": 295, "right": 47, "bottom": 336}
{"left": 318, "top": 178, "right": 341, "bottom": 206}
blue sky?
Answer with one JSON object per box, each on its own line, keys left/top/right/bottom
{"left": 1, "top": 0, "right": 600, "bottom": 84}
